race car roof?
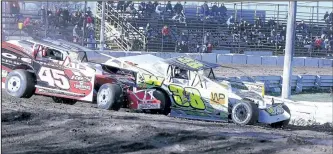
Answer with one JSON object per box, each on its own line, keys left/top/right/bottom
{"left": 164, "top": 56, "right": 221, "bottom": 71}
{"left": 117, "top": 54, "right": 165, "bottom": 65}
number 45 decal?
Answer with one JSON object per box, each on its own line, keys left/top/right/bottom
{"left": 38, "top": 67, "right": 70, "bottom": 89}
{"left": 168, "top": 84, "right": 205, "bottom": 110}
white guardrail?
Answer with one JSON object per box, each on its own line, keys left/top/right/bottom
{"left": 94, "top": 50, "right": 332, "bottom": 94}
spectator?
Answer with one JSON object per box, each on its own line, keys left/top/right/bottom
{"left": 145, "top": 23, "right": 152, "bottom": 38}
{"left": 196, "top": 44, "right": 200, "bottom": 53}
{"left": 314, "top": 36, "right": 324, "bottom": 50}
{"left": 226, "top": 15, "right": 234, "bottom": 27}
{"left": 73, "top": 25, "right": 80, "bottom": 43}
{"left": 23, "top": 17, "right": 30, "bottom": 27}
{"left": 165, "top": 1, "right": 173, "bottom": 14}
{"left": 280, "top": 27, "right": 286, "bottom": 41}
{"left": 86, "top": 7, "right": 92, "bottom": 16}
{"left": 10, "top": 2, "right": 20, "bottom": 16}
{"left": 155, "top": 3, "right": 163, "bottom": 16}
{"left": 117, "top": 1, "right": 125, "bottom": 12}
{"left": 139, "top": 1, "right": 146, "bottom": 15}
{"left": 63, "top": 8, "right": 70, "bottom": 23}
{"left": 86, "top": 14, "right": 93, "bottom": 29}
{"left": 303, "top": 35, "right": 313, "bottom": 53}
{"left": 211, "top": 3, "right": 218, "bottom": 16}
{"left": 207, "top": 43, "right": 213, "bottom": 53}
{"left": 162, "top": 25, "right": 171, "bottom": 41}
{"left": 218, "top": 3, "right": 227, "bottom": 17}
{"left": 203, "top": 32, "right": 210, "bottom": 45}
{"left": 153, "top": 1, "right": 159, "bottom": 9}
{"left": 87, "top": 34, "right": 96, "bottom": 49}
{"left": 201, "top": 1, "right": 209, "bottom": 16}
{"left": 129, "top": 3, "right": 137, "bottom": 17}
{"left": 267, "top": 17, "right": 275, "bottom": 28}
{"left": 38, "top": 6, "right": 47, "bottom": 23}
{"left": 174, "top": 2, "right": 183, "bottom": 15}
{"left": 324, "top": 11, "right": 329, "bottom": 20}
{"left": 145, "top": 1, "right": 155, "bottom": 17}
{"left": 298, "top": 20, "right": 308, "bottom": 33}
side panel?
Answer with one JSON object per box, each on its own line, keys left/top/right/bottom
{"left": 167, "top": 83, "right": 229, "bottom": 121}
{"left": 33, "top": 57, "right": 96, "bottom": 102}
{"left": 1, "top": 47, "right": 33, "bottom": 88}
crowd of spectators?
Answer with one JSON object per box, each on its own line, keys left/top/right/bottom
{"left": 101, "top": 1, "right": 333, "bottom": 56}
{"left": 4, "top": 2, "right": 96, "bottom": 49}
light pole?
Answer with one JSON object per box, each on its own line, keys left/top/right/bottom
{"left": 281, "top": 1, "right": 297, "bottom": 99}
{"left": 99, "top": 1, "right": 105, "bottom": 51}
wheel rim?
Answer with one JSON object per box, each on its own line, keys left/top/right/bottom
{"left": 98, "top": 88, "right": 111, "bottom": 106}
{"left": 234, "top": 104, "right": 250, "bottom": 123}
{"left": 7, "top": 76, "right": 21, "bottom": 93}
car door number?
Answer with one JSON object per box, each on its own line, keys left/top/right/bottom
{"left": 38, "top": 66, "right": 70, "bottom": 89}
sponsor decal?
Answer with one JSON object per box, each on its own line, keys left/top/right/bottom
{"left": 74, "top": 81, "right": 91, "bottom": 91}
{"left": 266, "top": 105, "right": 284, "bottom": 116}
{"left": 2, "top": 70, "right": 8, "bottom": 78}
{"left": 210, "top": 92, "right": 227, "bottom": 105}
{"left": 138, "top": 103, "right": 160, "bottom": 109}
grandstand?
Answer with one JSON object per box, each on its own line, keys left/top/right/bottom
{"left": 93, "top": 1, "right": 333, "bottom": 57}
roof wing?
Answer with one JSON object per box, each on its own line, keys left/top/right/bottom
{"left": 164, "top": 56, "right": 221, "bottom": 71}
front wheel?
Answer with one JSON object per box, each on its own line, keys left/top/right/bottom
{"left": 5, "top": 69, "right": 35, "bottom": 98}
{"left": 231, "top": 101, "right": 259, "bottom": 125}
{"left": 270, "top": 104, "right": 291, "bottom": 128}
{"left": 96, "top": 83, "right": 123, "bottom": 110}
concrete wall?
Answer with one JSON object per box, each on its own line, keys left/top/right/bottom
{"left": 101, "top": 51, "right": 333, "bottom": 68}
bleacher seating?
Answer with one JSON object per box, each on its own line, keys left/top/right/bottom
{"left": 95, "top": 1, "right": 333, "bottom": 57}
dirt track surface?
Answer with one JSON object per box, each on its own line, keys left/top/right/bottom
{"left": 216, "top": 64, "right": 333, "bottom": 77}
{"left": 2, "top": 90, "right": 333, "bottom": 154}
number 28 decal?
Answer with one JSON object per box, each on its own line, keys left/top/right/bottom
{"left": 176, "top": 57, "right": 204, "bottom": 69}
{"left": 168, "top": 84, "right": 205, "bottom": 110}
{"left": 38, "top": 66, "right": 70, "bottom": 89}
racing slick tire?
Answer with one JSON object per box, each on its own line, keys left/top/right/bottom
{"left": 52, "top": 97, "right": 77, "bottom": 105}
{"left": 270, "top": 104, "right": 291, "bottom": 128}
{"left": 149, "top": 90, "right": 171, "bottom": 115}
{"left": 5, "top": 69, "right": 35, "bottom": 98}
{"left": 231, "top": 101, "right": 259, "bottom": 126}
{"left": 97, "top": 83, "right": 123, "bottom": 111}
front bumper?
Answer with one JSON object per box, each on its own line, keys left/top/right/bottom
{"left": 258, "top": 109, "right": 291, "bottom": 124}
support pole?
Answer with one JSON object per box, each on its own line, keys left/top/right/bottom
{"left": 99, "top": 1, "right": 105, "bottom": 51}
{"left": 281, "top": 1, "right": 297, "bottom": 99}
{"left": 316, "top": 1, "right": 319, "bottom": 23}
{"left": 82, "top": 1, "right": 87, "bottom": 46}
{"left": 45, "top": 0, "right": 49, "bottom": 38}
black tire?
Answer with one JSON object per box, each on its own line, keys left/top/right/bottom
{"left": 150, "top": 90, "right": 171, "bottom": 115}
{"left": 5, "top": 69, "right": 35, "bottom": 98}
{"left": 231, "top": 100, "right": 259, "bottom": 125}
{"left": 270, "top": 104, "right": 291, "bottom": 128}
{"left": 52, "top": 97, "right": 77, "bottom": 105}
{"left": 97, "top": 83, "right": 123, "bottom": 110}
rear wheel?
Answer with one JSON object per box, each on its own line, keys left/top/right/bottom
{"left": 97, "top": 83, "right": 123, "bottom": 110}
{"left": 270, "top": 104, "right": 291, "bottom": 128}
{"left": 5, "top": 69, "right": 35, "bottom": 98}
{"left": 231, "top": 100, "right": 259, "bottom": 125}
{"left": 149, "top": 90, "right": 170, "bottom": 115}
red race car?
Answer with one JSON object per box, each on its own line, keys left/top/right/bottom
{"left": 1, "top": 39, "right": 170, "bottom": 114}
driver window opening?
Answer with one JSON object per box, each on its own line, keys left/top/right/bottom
{"left": 36, "top": 44, "right": 63, "bottom": 61}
